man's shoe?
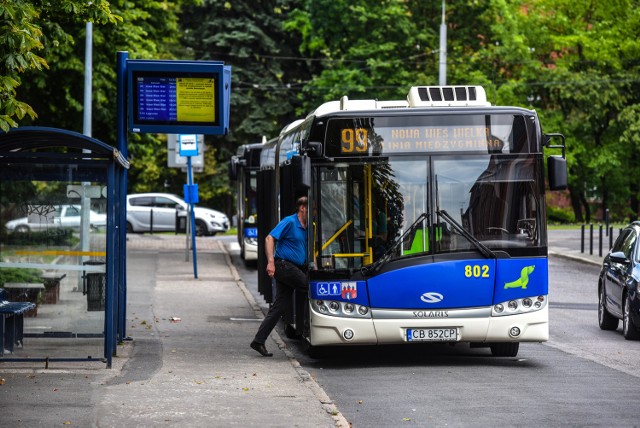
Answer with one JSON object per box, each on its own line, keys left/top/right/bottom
{"left": 250, "top": 341, "right": 273, "bottom": 357}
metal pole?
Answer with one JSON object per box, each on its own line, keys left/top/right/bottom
{"left": 599, "top": 224, "right": 603, "bottom": 257}
{"left": 589, "top": 223, "right": 593, "bottom": 255}
{"left": 438, "top": 0, "right": 447, "bottom": 86}
{"left": 79, "top": 22, "right": 93, "bottom": 293}
{"left": 609, "top": 226, "right": 613, "bottom": 251}
{"left": 117, "top": 51, "right": 129, "bottom": 342}
{"left": 83, "top": 22, "right": 92, "bottom": 137}
{"left": 185, "top": 168, "right": 190, "bottom": 261}
{"left": 580, "top": 224, "right": 585, "bottom": 253}
{"left": 187, "top": 157, "right": 198, "bottom": 278}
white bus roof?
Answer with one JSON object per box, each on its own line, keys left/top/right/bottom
{"left": 308, "top": 85, "right": 491, "bottom": 117}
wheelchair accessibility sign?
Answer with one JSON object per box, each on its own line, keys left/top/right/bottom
{"left": 316, "top": 282, "right": 341, "bottom": 297}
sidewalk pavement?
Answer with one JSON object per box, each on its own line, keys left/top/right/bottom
{"left": 0, "top": 235, "right": 347, "bottom": 427}
{"left": 547, "top": 228, "right": 610, "bottom": 267}
{"left": 0, "top": 229, "right": 608, "bottom": 427}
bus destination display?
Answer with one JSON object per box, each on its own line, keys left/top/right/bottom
{"left": 339, "top": 126, "right": 506, "bottom": 154}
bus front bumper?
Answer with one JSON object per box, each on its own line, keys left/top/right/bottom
{"left": 309, "top": 305, "right": 548, "bottom": 346}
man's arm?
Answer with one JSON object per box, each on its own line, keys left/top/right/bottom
{"left": 265, "top": 234, "right": 276, "bottom": 277}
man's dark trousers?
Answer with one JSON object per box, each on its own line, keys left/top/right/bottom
{"left": 254, "top": 259, "right": 306, "bottom": 344}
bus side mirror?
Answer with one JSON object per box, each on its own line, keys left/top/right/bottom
{"left": 303, "top": 141, "right": 322, "bottom": 157}
{"left": 292, "top": 155, "right": 311, "bottom": 189}
{"left": 228, "top": 157, "right": 238, "bottom": 181}
{"left": 548, "top": 155, "right": 567, "bottom": 190}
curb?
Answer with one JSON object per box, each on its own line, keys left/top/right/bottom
{"left": 219, "top": 240, "right": 350, "bottom": 428}
{"left": 549, "top": 250, "right": 602, "bottom": 267}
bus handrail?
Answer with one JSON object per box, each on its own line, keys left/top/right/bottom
{"left": 317, "top": 219, "right": 354, "bottom": 256}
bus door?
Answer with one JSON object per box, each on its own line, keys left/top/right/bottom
{"left": 317, "top": 164, "right": 363, "bottom": 269}
{"left": 315, "top": 163, "right": 388, "bottom": 270}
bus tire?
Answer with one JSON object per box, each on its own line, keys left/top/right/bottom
{"left": 284, "top": 324, "right": 300, "bottom": 339}
{"left": 489, "top": 342, "right": 519, "bottom": 357}
{"left": 305, "top": 343, "right": 329, "bottom": 359}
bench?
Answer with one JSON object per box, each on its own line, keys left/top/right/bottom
{"left": 3, "top": 282, "right": 45, "bottom": 317}
{"left": 41, "top": 272, "right": 67, "bottom": 304}
{"left": 0, "top": 289, "right": 36, "bottom": 355}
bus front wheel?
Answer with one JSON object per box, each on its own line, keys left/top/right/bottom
{"left": 489, "top": 342, "right": 519, "bottom": 357}
{"left": 305, "top": 342, "right": 331, "bottom": 359}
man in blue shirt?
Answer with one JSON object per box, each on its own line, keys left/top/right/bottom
{"left": 251, "top": 196, "right": 308, "bottom": 357}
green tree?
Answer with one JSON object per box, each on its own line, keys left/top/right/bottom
{"left": 14, "top": 1, "right": 203, "bottom": 209}
{"left": 285, "top": 0, "right": 434, "bottom": 111}
{"left": 0, "top": 0, "right": 120, "bottom": 132}
{"left": 180, "top": 0, "right": 316, "bottom": 213}
{"left": 484, "top": 0, "right": 640, "bottom": 222}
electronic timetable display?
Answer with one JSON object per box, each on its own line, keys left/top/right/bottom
{"left": 127, "top": 60, "right": 231, "bottom": 135}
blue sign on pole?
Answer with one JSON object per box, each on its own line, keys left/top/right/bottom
{"left": 183, "top": 183, "right": 199, "bottom": 204}
{"left": 179, "top": 134, "right": 198, "bottom": 157}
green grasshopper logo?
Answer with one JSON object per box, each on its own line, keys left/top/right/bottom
{"left": 504, "top": 265, "right": 535, "bottom": 289}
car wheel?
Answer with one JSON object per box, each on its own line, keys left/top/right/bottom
{"left": 622, "top": 293, "right": 640, "bottom": 340}
{"left": 15, "top": 225, "right": 30, "bottom": 233}
{"left": 126, "top": 222, "right": 134, "bottom": 233}
{"left": 489, "top": 342, "right": 519, "bottom": 357}
{"left": 598, "top": 284, "right": 619, "bottom": 331}
{"left": 195, "top": 220, "right": 208, "bottom": 237}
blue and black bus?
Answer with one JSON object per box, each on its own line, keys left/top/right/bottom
{"left": 229, "top": 139, "right": 266, "bottom": 264}
{"left": 255, "top": 86, "right": 567, "bottom": 357}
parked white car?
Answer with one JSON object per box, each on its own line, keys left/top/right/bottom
{"left": 5, "top": 205, "right": 107, "bottom": 233}
{"left": 126, "top": 193, "right": 229, "bottom": 236}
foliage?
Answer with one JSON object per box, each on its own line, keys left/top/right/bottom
{"left": 0, "top": 0, "right": 120, "bottom": 132}
{"left": 179, "top": 0, "right": 316, "bottom": 212}
{"left": 285, "top": 0, "right": 435, "bottom": 111}
{"left": 546, "top": 205, "right": 576, "bottom": 224}
{"left": 3, "top": 0, "right": 640, "bottom": 222}
{"left": 477, "top": 0, "right": 640, "bottom": 222}
{"left": 0, "top": 263, "right": 43, "bottom": 286}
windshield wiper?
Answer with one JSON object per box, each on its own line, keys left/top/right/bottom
{"left": 436, "top": 209, "right": 496, "bottom": 259}
{"left": 362, "top": 212, "right": 430, "bottom": 276}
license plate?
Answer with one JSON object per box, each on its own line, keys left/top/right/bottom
{"left": 406, "top": 328, "right": 458, "bottom": 342}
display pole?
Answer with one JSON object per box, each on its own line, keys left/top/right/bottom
{"left": 187, "top": 156, "right": 198, "bottom": 278}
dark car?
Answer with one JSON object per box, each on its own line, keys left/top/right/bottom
{"left": 598, "top": 221, "right": 640, "bottom": 339}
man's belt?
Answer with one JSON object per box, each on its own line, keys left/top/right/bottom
{"left": 275, "top": 258, "right": 307, "bottom": 272}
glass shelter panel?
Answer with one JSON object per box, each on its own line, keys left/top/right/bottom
{"left": 0, "top": 166, "right": 107, "bottom": 360}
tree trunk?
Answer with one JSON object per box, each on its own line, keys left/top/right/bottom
{"left": 581, "top": 192, "right": 591, "bottom": 224}
{"left": 569, "top": 185, "right": 584, "bottom": 223}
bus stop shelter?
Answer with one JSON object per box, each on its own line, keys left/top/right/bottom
{"left": 0, "top": 127, "right": 129, "bottom": 368}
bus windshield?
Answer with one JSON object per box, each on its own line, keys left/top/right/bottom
{"left": 314, "top": 154, "right": 545, "bottom": 270}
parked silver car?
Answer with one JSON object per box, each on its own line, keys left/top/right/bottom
{"left": 126, "top": 193, "right": 229, "bottom": 236}
{"left": 4, "top": 204, "right": 107, "bottom": 233}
